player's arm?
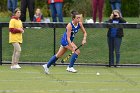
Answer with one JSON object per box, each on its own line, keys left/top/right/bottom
{"left": 79, "top": 22, "right": 87, "bottom": 45}
{"left": 66, "top": 23, "right": 74, "bottom": 52}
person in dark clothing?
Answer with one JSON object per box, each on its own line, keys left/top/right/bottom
{"left": 20, "top": 0, "right": 35, "bottom": 22}
{"left": 107, "top": 10, "right": 126, "bottom": 67}
{"left": 92, "top": 0, "right": 104, "bottom": 23}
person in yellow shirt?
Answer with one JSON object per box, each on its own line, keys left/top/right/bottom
{"left": 9, "top": 8, "right": 24, "bottom": 69}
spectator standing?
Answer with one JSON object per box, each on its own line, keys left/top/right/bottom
{"left": 107, "top": 10, "right": 126, "bottom": 67}
{"left": 7, "top": 0, "right": 18, "bottom": 15}
{"left": 109, "top": 0, "right": 122, "bottom": 16}
{"left": 9, "top": 8, "right": 24, "bottom": 69}
{"left": 47, "top": 0, "right": 63, "bottom": 22}
{"left": 92, "top": 0, "right": 104, "bottom": 23}
{"left": 20, "top": 0, "right": 35, "bottom": 22}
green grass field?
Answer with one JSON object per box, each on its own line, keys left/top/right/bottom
{"left": 0, "top": 65, "right": 140, "bottom": 93}
{"left": 0, "top": 17, "right": 140, "bottom": 93}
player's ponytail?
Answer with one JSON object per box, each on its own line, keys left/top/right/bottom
{"left": 71, "top": 10, "right": 79, "bottom": 19}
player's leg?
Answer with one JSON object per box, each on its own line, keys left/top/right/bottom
{"left": 47, "top": 46, "right": 67, "bottom": 68}
{"left": 67, "top": 43, "right": 80, "bottom": 72}
{"left": 69, "top": 43, "right": 80, "bottom": 67}
{"left": 42, "top": 46, "right": 67, "bottom": 74}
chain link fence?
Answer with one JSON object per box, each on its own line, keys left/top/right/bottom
{"left": 0, "top": 23, "right": 140, "bottom": 66}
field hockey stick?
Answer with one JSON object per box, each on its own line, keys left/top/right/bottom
{"left": 61, "top": 44, "right": 83, "bottom": 63}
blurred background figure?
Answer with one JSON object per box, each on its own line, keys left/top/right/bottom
{"left": 33, "top": 8, "right": 44, "bottom": 22}
{"left": 33, "top": 8, "right": 44, "bottom": 29}
{"left": 47, "top": 0, "right": 63, "bottom": 22}
{"left": 20, "top": 0, "right": 35, "bottom": 22}
{"left": 92, "top": 0, "right": 104, "bottom": 23}
{"left": 109, "top": 0, "right": 122, "bottom": 16}
{"left": 7, "top": 0, "right": 18, "bottom": 15}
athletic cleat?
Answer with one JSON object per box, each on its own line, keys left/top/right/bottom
{"left": 66, "top": 67, "right": 77, "bottom": 73}
{"left": 42, "top": 64, "right": 49, "bottom": 74}
{"left": 66, "top": 66, "right": 70, "bottom": 71}
{"left": 11, "top": 64, "right": 21, "bottom": 69}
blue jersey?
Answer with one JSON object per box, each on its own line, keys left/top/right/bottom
{"left": 110, "top": 20, "right": 119, "bottom": 37}
{"left": 61, "top": 22, "right": 80, "bottom": 46}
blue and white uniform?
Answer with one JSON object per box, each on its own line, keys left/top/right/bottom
{"left": 61, "top": 22, "right": 80, "bottom": 46}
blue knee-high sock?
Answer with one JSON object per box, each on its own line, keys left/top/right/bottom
{"left": 69, "top": 53, "right": 78, "bottom": 67}
{"left": 47, "top": 55, "right": 58, "bottom": 68}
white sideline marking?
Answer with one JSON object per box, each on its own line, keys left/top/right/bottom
{"left": 0, "top": 71, "right": 40, "bottom": 74}
{"left": 1, "top": 88, "right": 138, "bottom": 93}
{"left": 0, "top": 88, "right": 140, "bottom": 93}
{"left": 48, "top": 88, "right": 140, "bottom": 92}
{"left": 49, "top": 80, "right": 130, "bottom": 84}
{"left": 0, "top": 90, "right": 46, "bottom": 93}
{"left": 0, "top": 77, "right": 44, "bottom": 82}
{"left": 0, "top": 78, "right": 127, "bottom": 83}
{"left": 48, "top": 89, "right": 95, "bottom": 92}
{"left": 0, "top": 90, "right": 16, "bottom": 93}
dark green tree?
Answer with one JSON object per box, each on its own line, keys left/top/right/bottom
{"left": 0, "top": 0, "right": 7, "bottom": 11}
{"left": 105, "top": 0, "right": 140, "bottom": 17}
{"left": 70, "top": 0, "right": 92, "bottom": 17}
{"left": 0, "top": 0, "right": 139, "bottom": 17}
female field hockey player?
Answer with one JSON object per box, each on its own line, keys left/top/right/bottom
{"left": 9, "top": 8, "right": 24, "bottom": 69}
{"left": 43, "top": 11, "right": 87, "bottom": 74}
